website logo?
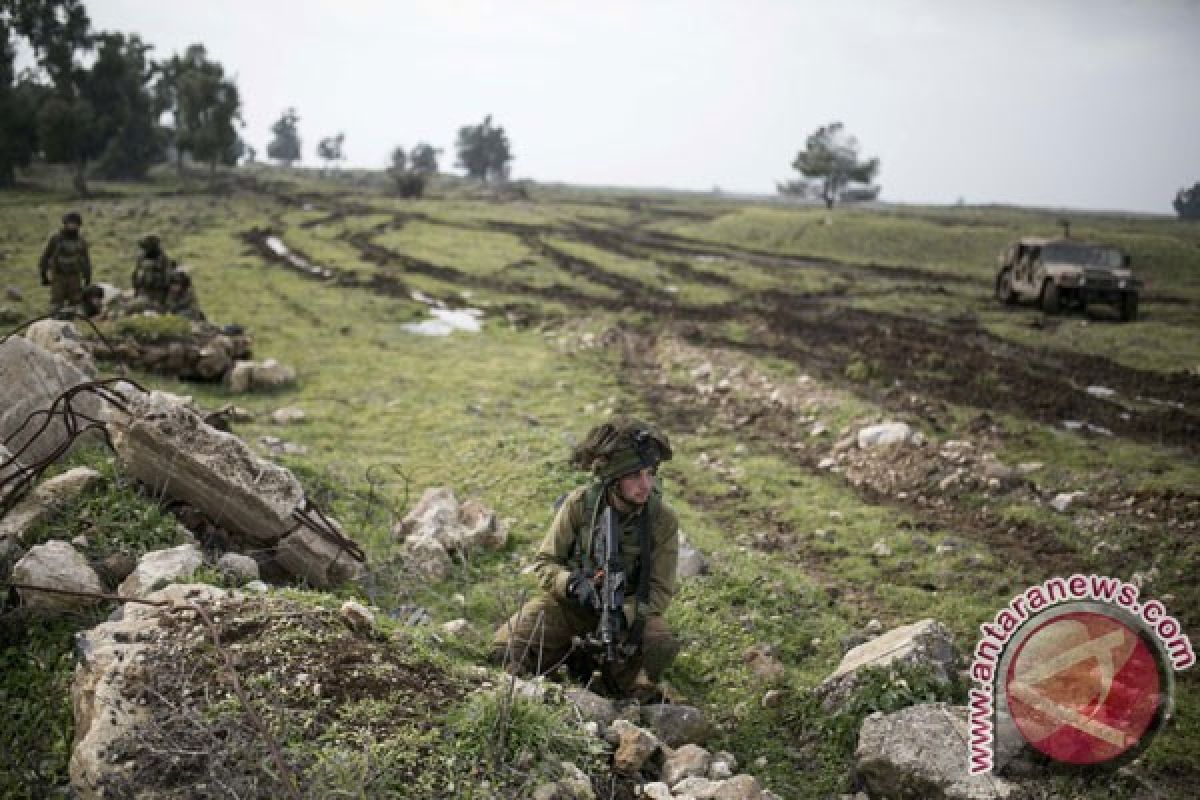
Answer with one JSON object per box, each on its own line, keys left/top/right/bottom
{"left": 968, "top": 575, "right": 1193, "bottom": 775}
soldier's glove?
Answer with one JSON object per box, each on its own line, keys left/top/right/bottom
{"left": 567, "top": 569, "right": 600, "bottom": 611}
{"left": 622, "top": 617, "right": 646, "bottom": 656}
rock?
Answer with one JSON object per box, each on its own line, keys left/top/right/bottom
{"left": 401, "top": 535, "right": 454, "bottom": 581}
{"left": 0, "top": 466, "right": 102, "bottom": 544}
{"left": 761, "top": 689, "right": 784, "bottom": 709}
{"left": 856, "top": 703, "right": 1018, "bottom": 799}
{"left": 1, "top": 335, "right": 104, "bottom": 467}
{"left": 857, "top": 422, "right": 913, "bottom": 449}
{"left": 865, "top": 618, "right": 884, "bottom": 635}
{"left": 1050, "top": 491, "right": 1085, "bottom": 513}
{"left": 459, "top": 498, "right": 508, "bottom": 550}
{"left": 107, "top": 389, "right": 304, "bottom": 541}
{"left": 639, "top": 783, "right": 673, "bottom": 800}
{"left": 820, "top": 619, "right": 959, "bottom": 712}
{"left": 95, "top": 551, "right": 137, "bottom": 586}
{"left": 611, "top": 719, "right": 662, "bottom": 774}
{"left": 244, "top": 580, "right": 269, "bottom": 593}
{"left": 118, "top": 543, "right": 204, "bottom": 598}
{"left": 870, "top": 539, "right": 892, "bottom": 558}
{"left": 12, "top": 540, "right": 105, "bottom": 611}
{"left": 194, "top": 335, "right": 234, "bottom": 380}
{"left": 217, "top": 552, "right": 259, "bottom": 585}
{"left": 339, "top": 600, "right": 375, "bottom": 632}
{"left": 713, "top": 775, "right": 765, "bottom": 800}
{"left": 275, "top": 523, "right": 368, "bottom": 589}
{"left": 392, "top": 488, "right": 506, "bottom": 581}
{"left": 253, "top": 358, "right": 296, "bottom": 391}
{"left": 70, "top": 584, "right": 227, "bottom": 798}
{"left": 533, "top": 762, "right": 596, "bottom": 800}
{"left": 564, "top": 687, "right": 617, "bottom": 726}
{"left": 663, "top": 744, "right": 712, "bottom": 786}
{"left": 1085, "top": 385, "right": 1116, "bottom": 399}
{"left": 23, "top": 319, "right": 97, "bottom": 377}
{"left": 743, "top": 643, "right": 786, "bottom": 684}
{"left": 270, "top": 406, "right": 307, "bottom": 425}
{"left": 440, "top": 618, "right": 470, "bottom": 637}
{"left": 5, "top": 285, "right": 23, "bottom": 302}
{"left": 640, "top": 704, "right": 711, "bottom": 747}
{"left": 1016, "top": 462, "right": 1043, "bottom": 474}
{"left": 677, "top": 532, "right": 710, "bottom": 579}
{"left": 225, "top": 359, "right": 297, "bottom": 394}
{"left": 980, "top": 459, "right": 1018, "bottom": 487}
{"left": 675, "top": 775, "right": 722, "bottom": 798}
{"left": 226, "top": 360, "right": 254, "bottom": 393}
{"left": 708, "top": 751, "right": 737, "bottom": 780}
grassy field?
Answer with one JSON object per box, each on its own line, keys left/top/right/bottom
{"left": 1, "top": 165, "right": 1198, "bottom": 798}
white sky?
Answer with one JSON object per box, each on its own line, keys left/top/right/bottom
{"left": 79, "top": 0, "right": 1200, "bottom": 213}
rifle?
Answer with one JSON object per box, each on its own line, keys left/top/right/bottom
{"left": 593, "top": 504, "right": 626, "bottom": 664}
{"left": 573, "top": 503, "right": 628, "bottom": 674}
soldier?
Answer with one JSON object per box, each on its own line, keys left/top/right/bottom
{"left": 37, "top": 211, "right": 93, "bottom": 312}
{"left": 131, "top": 234, "right": 172, "bottom": 309}
{"left": 164, "top": 267, "right": 204, "bottom": 321}
{"left": 492, "top": 417, "right": 681, "bottom": 697}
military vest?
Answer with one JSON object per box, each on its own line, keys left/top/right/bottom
{"left": 574, "top": 482, "right": 658, "bottom": 607}
{"left": 52, "top": 236, "right": 87, "bottom": 275}
{"left": 138, "top": 255, "right": 170, "bottom": 288}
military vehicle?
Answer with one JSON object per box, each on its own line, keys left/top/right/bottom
{"left": 994, "top": 237, "right": 1141, "bottom": 321}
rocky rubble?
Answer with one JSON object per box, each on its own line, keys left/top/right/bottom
{"left": 105, "top": 388, "right": 366, "bottom": 587}
{"left": 392, "top": 487, "right": 509, "bottom": 581}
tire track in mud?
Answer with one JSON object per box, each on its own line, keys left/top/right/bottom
{"left": 242, "top": 186, "right": 1200, "bottom": 455}
{"left": 678, "top": 303, "right": 1200, "bottom": 456}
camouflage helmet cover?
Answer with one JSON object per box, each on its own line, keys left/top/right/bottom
{"left": 139, "top": 234, "right": 161, "bottom": 250}
{"left": 571, "top": 416, "right": 672, "bottom": 482}
{"left": 62, "top": 211, "right": 83, "bottom": 226}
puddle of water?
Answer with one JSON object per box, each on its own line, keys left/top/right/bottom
{"left": 265, "top": 235, "right": 334, "bottom": 279}
{"left": 402, "top": 308, "right": 483, "bottom": 336}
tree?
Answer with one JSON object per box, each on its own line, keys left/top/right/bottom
{"left": 387, "top": 145, "right": 425, "bottom": 198}
{"left": 316, "top": 132, "right": 345, "bottom": 172}
{"left": 88, "top": 32, "right": 164, "bottom": 180}
{"left": 455, "top": 114, "right": 512, "bottom": 183}
{"left": 267, "top": 107, "right": 301, "bottom": 167}
{"left": 784, "top": 122, "right": 880, "bottom": 209}
{"left": 1174, "top": 182, "right": 1200, "bottom": 221}
{"left": 410, "top": 141, "right": 440, "bottom": 175}
{"left": 158, "top": 44, "right": 242, "bottom": 177}
{"left": 0, "top": 15, "right": 43, "bottom": 186}
{"left": 8, "top": 0, "right": 98, "bottom": 194}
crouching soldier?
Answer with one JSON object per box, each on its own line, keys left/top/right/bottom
{"left": 131, "top": 234, "right": 171, "bottom": 308}
{"left": 38, "top": 211, "right": 93, "bottom": 313}
{"left": 164, "top": 268, "right": 204, "bottom": 321}
{"left": 492, "top": 417, "right": 681, "bottom": 697}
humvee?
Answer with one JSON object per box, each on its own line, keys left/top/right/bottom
{"left": 994, "top": 237, "right": 1141, "bottom": 321}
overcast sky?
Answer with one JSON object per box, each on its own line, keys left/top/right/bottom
{"left": 83, "top": 0, "right": 1200, "bottom": 213}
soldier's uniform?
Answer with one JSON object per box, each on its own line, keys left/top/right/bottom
{"left": 38, "top": 212, "right": 93, "bottom": 311}
{"left": 132, "top": 235, "right": 172, "bottom": 309}
{"left": 164, "top": 269, "right": 204, "bottom": 321}
{"left": 492, "top": 419, "right": 681, "bottom": 694}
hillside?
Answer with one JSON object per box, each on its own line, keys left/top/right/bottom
{"left": 2, "top": 167, "right": 1198, "bottom": 799}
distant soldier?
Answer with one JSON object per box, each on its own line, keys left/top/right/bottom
{"left": 164, "top": 268, "right": 205, "bottom": 321}
{"left": 131, "top": 234, "right": 172, "bottom": 308}
{"left": 38, "top": 211, "right": 93, "bottom": 312}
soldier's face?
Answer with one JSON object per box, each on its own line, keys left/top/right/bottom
{"left": 64, "top": 222, "right": 80, "bottom": 234}
{"left": 617, "top": 467, "right": 656, "bottom": 506}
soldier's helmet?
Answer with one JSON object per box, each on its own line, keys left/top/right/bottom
{"left": 138, "top": 234, "right": 161, "bottom": 251}
{"left": 571, "top": 416, "right": 672, "bottom": 482}
{"left": 62, "top": 211, "right": 83, "bottom": 226}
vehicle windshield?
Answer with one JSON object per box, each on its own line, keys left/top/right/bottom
{"left": 1042, "top": 243, "right": 1125, "bottom": 269}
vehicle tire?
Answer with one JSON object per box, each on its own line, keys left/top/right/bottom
{"left": 1119, "top": 292, "right": 1139, "bottom": 322}
{"left": 995, "top": 270, "right": 1017, "bottom": 305}
{"left": 1041, "top": 281, "right": 1060, "bottom": 314}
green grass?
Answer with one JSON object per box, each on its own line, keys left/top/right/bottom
{"left": 2, "top": 166, "right": 1198, "bottom": 798}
